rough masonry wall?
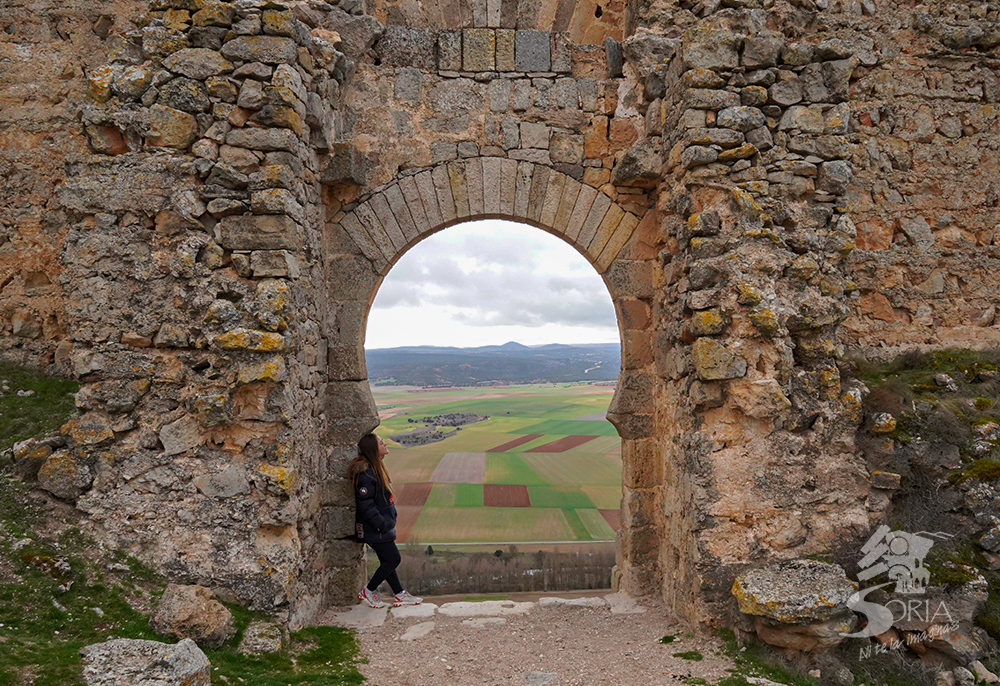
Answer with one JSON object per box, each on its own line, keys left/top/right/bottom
{"left": 0, "top": 0, "right": 146, "bottom": 364}
{"left": 842, "top": 5, "right": 1000, "bottom": 356}
{"left": 3, "top": 0, "right": 1000, "bottom": 629}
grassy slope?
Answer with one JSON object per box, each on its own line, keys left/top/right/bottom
{"left": 0, "top": 365, "right": 365, "bottom": 685}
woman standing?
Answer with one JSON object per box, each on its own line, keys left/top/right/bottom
{"left": 349, "top": 433, "right": 422, "bottom": 608}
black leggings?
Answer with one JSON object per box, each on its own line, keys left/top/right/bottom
{"left": 366, "top": 540, "right": 402, "bottom": 595}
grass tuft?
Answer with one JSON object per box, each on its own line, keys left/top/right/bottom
{"left": 0, "top": 361, "right": 78, "bottom": 453}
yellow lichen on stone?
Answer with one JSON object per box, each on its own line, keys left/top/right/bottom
{"left": 88, "top": 65, "right": 116, "bottom": 103}
{"left": 749, "top": 306, "right": 778, "bottom": 337}
{"left": 731, "top": 188, "right": 765, "bottom": 219}
{"left": 215, "top": 328, "right": 286, "bottom": 352}
{"left": 737, "top": 282, "right": 762, "bottom": 306}
{"left": 788, "top": 255, "right": 820, "bottom": 281}
{"left": 717, "top": 143, "right": 758, "bottom": 162}
{"left": 237, "top": 356, "right": 287, "bottom": 384}
{"left": 691, "top": 309, "right": 726, "bottom": 336}
{"left": 691, "top": 337, "right": 747, "bottom": 380}
{"left": 258, "top": 463, "right": 296, "bottom": 493}
{"left": 871, "top": 412, "right": 896, "bottom": 433}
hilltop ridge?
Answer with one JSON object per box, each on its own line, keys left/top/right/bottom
{"left": 365, "top": 342, "right": 620, "bottom": 386}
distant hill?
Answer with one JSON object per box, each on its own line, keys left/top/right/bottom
{"left": 365, "top": 342, "right": 620, "bottom": 386}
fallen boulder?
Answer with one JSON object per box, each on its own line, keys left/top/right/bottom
{"left": 80, "top": 638, "right": 210, "bottom": 686}
{"left": 149, "top": 584, "right": 235, "bottom": 648}
{"left": 732, "top": 559, "right": 858, "bottom": 653}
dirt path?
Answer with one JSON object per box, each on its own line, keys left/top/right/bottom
{"left": 320, "top": 593, "right": 738, "bottom": 686}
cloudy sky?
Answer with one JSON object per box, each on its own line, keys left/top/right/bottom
{"left": 365, "top": 220, "right": 619, "bottom": 349}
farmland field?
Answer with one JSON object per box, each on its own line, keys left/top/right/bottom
{"left": 371, "top": 383, "right": 622, "bottom": 548}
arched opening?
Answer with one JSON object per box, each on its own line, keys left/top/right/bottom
{"left": 320, "top": 158, "right": 659, "bottom": 610}
{"left": 363, "top": 219, "right": 622, "bottom": 595}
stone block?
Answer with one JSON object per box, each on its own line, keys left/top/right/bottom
{"left": 430, "top": 141, "right": 458, "bottom": 163}
{"left": 691, "top": 338, "right": 746, "bottom": 380}
{"left": 379, "top": 26, "right": 438, "bottom": 70}
{"left": 164, "top": 48, "right": 233, "bottom": 80}
{"left": 81, "top": 639, "right": 210, "bottom": 685}
{"left": 742, "top": 31, "right": 784, "bottom": 68}
{"left": 463, "top": 29, "right": 495, "bottom": 71}
{"left": 684, "top": 88, "right": 740, "bottom": 110}
{"left": 603, "top": 37, "right": 622, "bottom": 78}
{"left": 496, "top": 28, "right": 515, "bottom": 70}
{"left": 220, "top": 36, "right": 298, "bottom": 64}
{"left": 516, "top": 30, "right": 550, "bottom": 72}
{"left": 226, "top": 127, "right": 298, "bottom": 152}
{"left": 520, "top": 122, "right": 550, "bottom": 148}
{"left": 438, "top": 30, "right": 462, "bottom": 71}
{"left": 551, "top": 32, "right": 571, "bottom": 73}
{"left": 488, "top": 78, "right": 510, "bottom": 111}
{"left": 549, "top": 131, "right": 583, "bottom": 164}
{"left": 683, "top": 26, "right": 740, "bottom": 70}
{"left": 251, "top": 250, "right": 300, "bottom": 277}
{"left": 146, "top": 104, "right": 198, "bottom": 149}
{"left": 219, "top": 215, "right": 299, "bottom": 250}
{"left": 778, "top": 105, "right": 825, "bottom": 134}
{"left": 394, "top": 67, "right": 422, "bottom": 102}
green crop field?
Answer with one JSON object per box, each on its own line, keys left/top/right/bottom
{"left": 371, "top": 383, "right": 622, "bottom": 546}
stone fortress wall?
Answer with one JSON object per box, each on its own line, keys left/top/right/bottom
{"left": 0, "top": 0, "right": 998, "bottom": 627}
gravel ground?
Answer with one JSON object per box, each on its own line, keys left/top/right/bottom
{"left": 341, "top": 594, "right": 738, "bottom": 686}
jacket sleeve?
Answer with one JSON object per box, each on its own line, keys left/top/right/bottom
{"left": 355, "top": 475, "right": 387, "bottom": 532}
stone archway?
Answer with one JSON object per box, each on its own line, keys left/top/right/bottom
{"left": 318, "top": 157, "right": 661, "bottom": 610}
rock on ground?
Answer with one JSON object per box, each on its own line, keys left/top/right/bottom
{"left": 80, "top": 638, "right": 210, "bottom": 686}
{"left": 149, "top": 584, "right": 235, "bottom": 648}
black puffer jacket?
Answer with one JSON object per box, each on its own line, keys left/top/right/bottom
{"left": 354, "top": 467, "right": 397, "bottom": 543}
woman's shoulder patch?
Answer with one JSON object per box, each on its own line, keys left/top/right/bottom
{"left": 358, "top": 485, "right": 369, "bottom": 496}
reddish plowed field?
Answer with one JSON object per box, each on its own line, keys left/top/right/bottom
{"left": 486, "top": 434, "right": 543, "bottom": 452}
{"left": 396, "top": 482, "right": 433, "bottom": 507}
{"left": 599, "top": 509, "right": 620, "bottom": 532}
{"left": 483, "top": 484, "right": 531, "bottom": 507}
{"left": 523, "top": 435, "right": 598, "bottom": 453}
{"left": 394, "top": 505, "right": 423, "bottom": 542}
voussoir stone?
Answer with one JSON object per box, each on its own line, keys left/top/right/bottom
{"left": 80, "top": 638, "right": 210, "bottom": 686}
{"left": 150, "top": 584, "right": 235, "bottom": 648}
{"left": 220, "top": 36, "right": 298, "bottom": 64}
{"left": 163, "top": 48, "right": 233, "bottom": 79}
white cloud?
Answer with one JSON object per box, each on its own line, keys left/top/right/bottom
{"left": 365, "top": 220, "right": 619, "bottom": 348}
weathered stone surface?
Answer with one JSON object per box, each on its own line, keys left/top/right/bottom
{"left": 691, "top": 338, "right": 746, "bottom": 380}
{"left": 611, "top": 138, "right": 662, "bottom": 188}
{"left": 683, "top": 26, "right": 740, "bottom": 69}
{"left": 80, "top": 638, "right": 210, "bottom": 686}
{"left": 464, "top": 29, "right": 495, "bottom": 72}
{"left": 150, "top": 584, "right": 235, "bottom": 648}
{"left": 238, "top": 622, "right": 284, "bottom": 655}
{"left": 379, "top": 26, "right": 437, "bottom": 71}
{"left": 816, "top": 160, "right": 852, "bottom": 195}
{"left": 159, "top": 415, "right": 203, "bottom": 456}
{"left": 515, "top": 30, "right": 550, "bottom": 72}
{"left": 146, "top": 105, "right": 198, "bottom": 148}
{"left": 226, "top": 128, "right": 298, "bottom": 151}
{"left": 219, "top": 215, "right": 299, "bottom": 250}
{"left": 163, "top": 48, "right": 233, "bottom": 80}
{"left": 438, "top": 30, "right": 462, "bottom": 71}
{"left": 730, "top": 379, "right": 792, "bottom": 418}
{"left": 220, "top": 36, "right": 298, "bottom": 64}
{"left": 716, "top": 106, "right": 765, "bottom": 133}
{"left": 13, "top": 438, "right": 53, "bottom": 481}
{"left": 38, "top": 451, "right": 93, "bottom": 501}
{"left": 733, "top": 560, "right": 857, "bottom": 623}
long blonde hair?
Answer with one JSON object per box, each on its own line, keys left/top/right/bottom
{"left": 349, "top": 433, "right": 393, "bottom": 496}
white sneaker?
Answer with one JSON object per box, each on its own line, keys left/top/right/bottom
{"left": 393, "top": 590, "right": 423, "bottom": 606}
{"left": 359, "top": 587, "right": 385, "bottom": 608}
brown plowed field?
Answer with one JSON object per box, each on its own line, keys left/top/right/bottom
{"left": 523, "top": 435, "right": 598, "bottom": 453}
{"left": 483, "top": 484, "right": 531, "bottom": 507}
{"left": 599, "top": 509, "right": 620, "bottom": 532}
{"left": 394, "top": 505, "right": 423, "bottom": 542}
{"left": 396, "top": 482, "right": 433, "bottom": 507}
{"left": 486, "top": 434, "right": 543, "bottom": 452}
